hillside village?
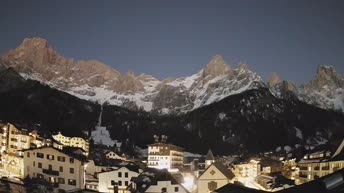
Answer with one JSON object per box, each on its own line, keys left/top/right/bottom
{"left": 0, "top": 119, "right": 344, "bottom": 193}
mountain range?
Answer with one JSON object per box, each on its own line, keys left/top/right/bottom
{"left": 1, "top": 37, "right": 343, "bottom": 114}
{"left": 0, "top": 37, "right": 343, "bottom": 155}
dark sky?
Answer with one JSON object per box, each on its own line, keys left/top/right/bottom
{"left": 0, "top": 0, "right": 343, "bottom": 83}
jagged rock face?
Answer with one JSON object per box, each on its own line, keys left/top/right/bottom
{"left": 269, "top": 65, "right": 344, "bottom": 112}
{"left": 114, "top": 71, "right": 144, "bottom": 93}
{"left": 202, "top": 55, "right": 233, "bottom": 78}
{"left": 299, "top": 65, "right": 344, "bottom": 111}
{"left": 1, "top": 37, "right": 343, "bottom": 113}
{"left": 0, "top": 38, "right": 264, "bottom": 114}
{"left": 2, "top": 38, "right": 121, "bottom": 89}
{"left": 307, "top": 65, "right": 344, "bottom": 90}
{"left": 268, "top": 72, "right": 281, "bottom": 88}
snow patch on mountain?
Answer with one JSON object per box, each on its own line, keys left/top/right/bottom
{"left": 91, "top": 126, "right": 116, "bottom": 146}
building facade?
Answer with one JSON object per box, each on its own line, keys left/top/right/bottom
{"left": 197, "top": 162, "right": 234, "bottom": 193}
{"left": 298, "top": 139, "right": 344, "bottom": 184}
{"left": 148, "top": 143, "right": 183, "bottom": 171}
{"left": 0, "top": 123, "right": 49, "bottom": 178}
{"left": 52, "top": 132, "right": 89, "bottom": 155}
{"left": 0, "top": 123, "right": 47, "bottom": 156}
{"left": 131, "top": 168, "right": 189, "bottom": 193}
{"left": 105, "top": 151, "right": 126, "bottom": 161}
{"left": 98, "top": 164, "right": 142, "bottom": 193}
{"left": 23, "top": 146, "right": 87, "bottom": 192}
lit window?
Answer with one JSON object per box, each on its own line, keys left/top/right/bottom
{"left": 68, "top": 179, "right": 76, "bottom": 186}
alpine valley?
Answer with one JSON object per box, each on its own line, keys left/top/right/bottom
{"left": 0, "top": 37, "right": 343, "bottom": 155}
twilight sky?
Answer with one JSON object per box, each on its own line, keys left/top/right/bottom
{"left": 0, "top": 0, "right": 343, "bottom": 84}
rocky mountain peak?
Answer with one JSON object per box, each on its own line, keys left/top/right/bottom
{"left": 268, "top": 72, "right": 281, "bottom": 88}
{"left": 115, "top": 71, "right": 144, "bottom": 93}
{"left": 203, "top": 55, "right": 231, "bottom": 77}
{"left": 21, "top": 37, "right": 49, "bottom": 49}
{"left": 238, "top": 63, "right": 250, "bottom": 71}
{"left": 311, "top": 65, "right": 344, "bottom": 89}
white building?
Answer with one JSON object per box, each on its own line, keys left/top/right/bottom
{"left": 298, "top": 139, "right": 344, "bottom": 184}
{"left": 52, "top": 132, "right": 89, "bottom": 155}
{"left": 131, "top": 168, "right": 189, "bottom": 193}
{"left": 148, "top": 143, "right": 183, "bottom": 171}
{"left": 105, "top": 151, "right": 126, "bottom": 161}
{"left": 23, "top": 146, "right": 87, "bottom": 192}
{"left": 98, "top": 163, "right": 142, "bottom": 193}
{"left": 197, "top": 162, "right": 235, "bottom": 193}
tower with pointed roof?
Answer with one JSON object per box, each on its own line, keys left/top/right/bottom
{"left": 205, "top": 149, "right": 215, "bottom": 168}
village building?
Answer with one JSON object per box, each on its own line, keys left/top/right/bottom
{"left": 197, "top": 162, "right": 235, "bottom": 193}
{"left": 23, "top": 146, "right": 87, "bottom": 192}
{"left": 147, "top": 142, "right": 184, "bottom": 171}
{"left": 98, "top": 163, "right": 142, "bottom": 193}
{"left": 105, "top": 150, "right": 127, "bottom": 161}
{"left": 52, "top": 132, "right": 89, "bottom": 155}
{"left": 297, "top": 139, "right": 344, "bottom": 184}
{"left": 0, "top": 123, "right": 50, "bottom": 178}
{"left": 233, "top": 159, "right": 260, "bottom": 178}
{"left": 130, "top": 168, "right": 189, "bottom": 193}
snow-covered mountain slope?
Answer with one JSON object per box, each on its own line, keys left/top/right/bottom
{"left": 1, "top": 37, "right": 343, "bottom": 113}
{"left": 1, "top": 38, "right": 263, "bottom": 114}
{"left": 268, "top": 66, "right": 344, "bottom": 112}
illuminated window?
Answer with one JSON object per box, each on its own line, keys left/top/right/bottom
{"left": 68, "top": 179, "right": 76, "bottom": 186}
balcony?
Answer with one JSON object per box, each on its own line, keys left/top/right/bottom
{"left": 299, "top": 167, "right": 307, "bottom": 171}
{"left": 333, "top": 167, "right": 340, "bottom": 171}
{"left": 148, "top": 152, "right": 169, "bottom": 156}
{"left": 42, "top": 169, "right": 59, "bottom": 176}
{"left": 322, "top": 166, "right": 330, "bottom": 170}
{"left": 314, "top": 166, "right": 320, "bottom": 170}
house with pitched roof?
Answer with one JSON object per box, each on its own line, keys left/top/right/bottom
{"left": 98, "top": 162, "right": 142, "bottom": 193}
{"left": 197, "top": 162, "right": 235, "bottom": 193}
{"left": 297, "top": 139, "right": 344, "bottom": 184}
{"left": 130, "top": 168, "right": 189, "bottom": 193}
{"left": 23, "top": 146, "right": 88, "bottom": 192}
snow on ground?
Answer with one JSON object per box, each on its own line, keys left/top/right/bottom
{"left": 166, "top": 70, "right": 202, "bottom": 89}
{"left": 184, "top": 151, "right": 203, "bottom": 157}
{"left": 91, "top": 126, "right": 116, "bottom": 146}
{"left": 136, "top": 148, "right": 202, "bottom": 158}
{"left": 294, "top": 127, "right": 303, "bottom": 139}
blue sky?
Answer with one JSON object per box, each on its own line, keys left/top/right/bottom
{"left": 0, "top": 0, "right": 343, "bottom": 83}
